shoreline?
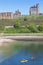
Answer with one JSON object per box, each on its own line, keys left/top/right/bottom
{"left": 0, "top": 36, "right": 43, "bottom": 46}
{"left": 1, "top": 36, "right": 43, "bottom": 41}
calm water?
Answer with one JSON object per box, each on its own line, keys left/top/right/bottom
{"left": 0, "top": 41, "right": 43, "bottom": 65}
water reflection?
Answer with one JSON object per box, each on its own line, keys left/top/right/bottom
{"left": 0, "top": 41, "right": 43, "bottom": 65}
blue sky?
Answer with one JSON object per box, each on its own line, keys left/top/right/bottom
{"left": 0, "top": 0, "right": 43, "bottom": 15}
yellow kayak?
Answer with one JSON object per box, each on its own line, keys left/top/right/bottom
{"left": 20, "top": 60, "right": 28, "bottom": 63}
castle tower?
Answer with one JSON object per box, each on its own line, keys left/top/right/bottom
{"left": 29, "top": 3, "right": 39, "bottom": 15}
{"left": 36, "top": 3, "right": 39, "bottom": 15}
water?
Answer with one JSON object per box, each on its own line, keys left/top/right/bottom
{"left": 0, "top": 41, "right": 43, "bottom": 65}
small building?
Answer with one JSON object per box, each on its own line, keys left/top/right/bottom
{"left": 14, "top": 10, "right": 21, "bottom": 15}
{"left": 13, "top": 10, "right": 21, "bottom": 18}
{"left": 29, "top": 4, "right": 39, "bottom": 15}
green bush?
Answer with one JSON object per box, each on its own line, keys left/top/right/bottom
{"left": 20, "top": 27, "right": 30, "bottom": 33}
{"left": 14, "top": 22, "right": 21, "bottom": 29}
{"left": 29, "top": 24, "right": 39, "bottom": 33}
{"left": 38, "top": 23, "right": 43, "bottom": 32}
{"left": 24, "top": 17, "right": 27, "bottom": 21}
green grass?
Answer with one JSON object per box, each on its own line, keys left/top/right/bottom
{"left": 3, "top": 33, "right": 43, "bottom": 36}
{"left": 0, "top": 27, "right": 4, "bottom": 33}
{"left": 0, "top": 15, "right": 43, "bottom": 26}
{"left": 0, "top": 15, "right": 43, "bottom": 35}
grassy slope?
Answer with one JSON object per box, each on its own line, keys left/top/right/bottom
{"left": 0, "top": 15, "right": 43, "bottom": 26}
{"left": 0, "top": 15, "right": 43, "bottom": 36}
